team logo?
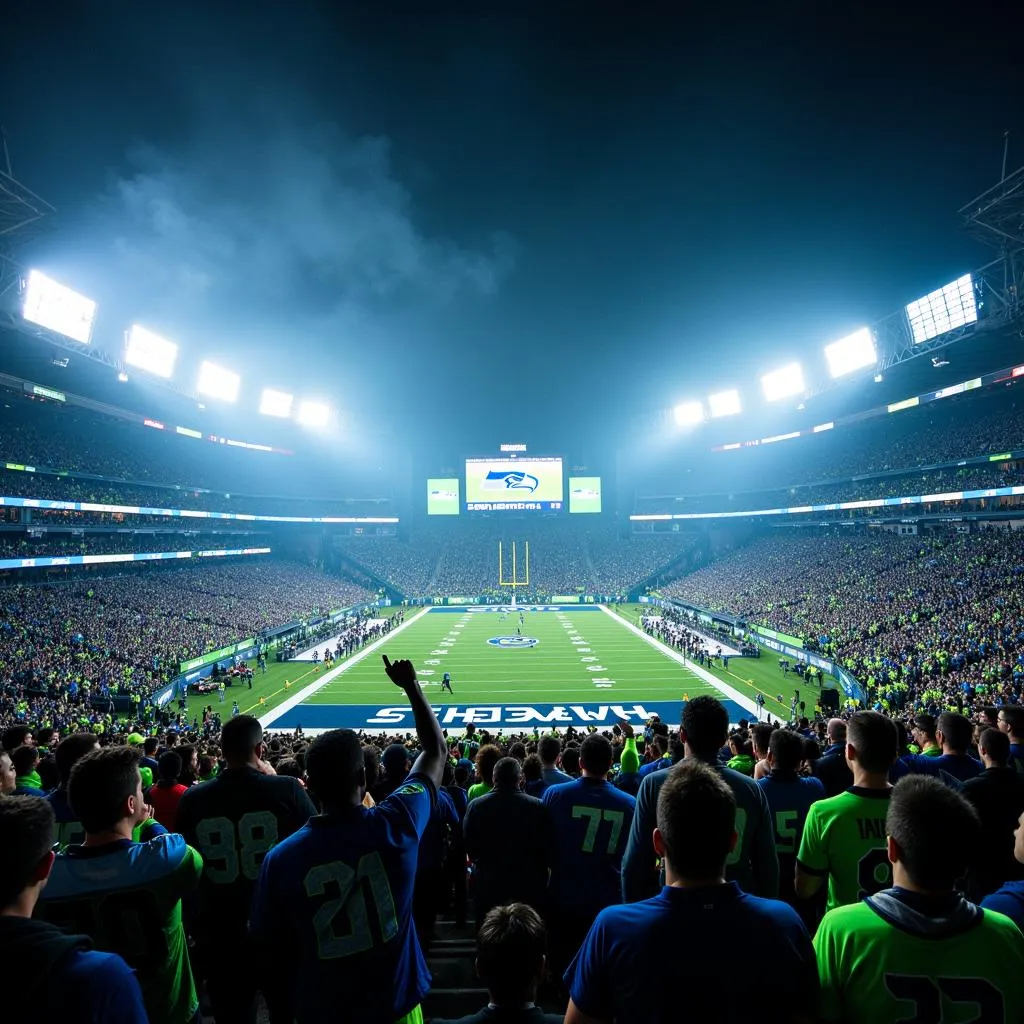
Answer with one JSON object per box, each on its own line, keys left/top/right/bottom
{"left": 488, "top": 635, "right": 539, "bottom": 648}
{"left": 483, "top": 470, "right": 539, "bottom": 493}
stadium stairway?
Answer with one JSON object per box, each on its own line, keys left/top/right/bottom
{"left": 424, "top": 918, "right": 487, "bottom": 1018}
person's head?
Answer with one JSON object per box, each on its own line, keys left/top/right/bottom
{"left": 0, "top": 796, "right": 56, "bottom": 915}
{"left": 11, "top": 745, "right": 39, "bottom": 780}
{"left": 936, "top": 712, "right": 972, "bottom": 755}
{"left": 887, "top": 775, "right": 979, "bottom": 892}
{"left": 508, "top": 742, "right": 526, "bottom": 763}
{"left": 998, "top": 706, "right": 1024, "bottom": 740}
{"left": 157, "top": 750, "right": 182, "bottom": 783}
{"left": 143, "top": 736, "right": 159, "bottom": 757}
{"left": 177, "top": 744, "right": 198, "bottom": 775}
{"left": 750, "top": 723, "right": 773, "bottom": 760}
{"left": 522, "top": 753, "right": 542, "bottom": 784}
{"left": 68, "top": 746, "right": 147, "bottom": 835}
{"left": 475, "top": 744, "right": 503, "bottom": 786}
{"left": 654, "top": 760, "right": 736, "bottom": 883}
{"left": 362, "top": 746, "right": 380, "bottom": 792}
{"left": 537, "top": 735, "right": 561, "bottom": 767}
{"left": 846, "top": 711, "right": 898, "bottom": 777}
{"left": 826, "top": 718, "right": 847, "bottom": 746}
{"left": 492, "top": 757, "right": 522, "bottom": 792}
{"left": 306, "top": 729, "right": 365, "bottom": 808}
{"left": 680, "top": 696, "right": 729, "bottom": 760}
{"left": 979, "top": 727, "right": 1010, "bottom": 767}
{"left": 580, "top": 734, "right": 613, "bottom": 777}
{"left": 911, "top": 713, "right": 937, "bottom": 750}
{"left": 476, "top": 904, "right": 548, "bottom": 1005}
{"left": 54, "top": 733, "right": 100, "bottom": 786}
{"left": 221, "top": 715, "right": 264, "bottom": 766}
{"left": 0, "top": 750, "right": 15, "bottom": 795}
{"left": 560, "top": 747, "right": 581, "bottom": 776}
{"left": 728, "top": 732, "right": 751, "bottom": 758}
{"left": 36, "top": 727, "right": 57, "bottom": 749}
{"left": 767, "top": 729, "right": 804, "bottom": 773}
{"left": 382, "top": 743, "right": 411, "bottom": 781}
{"left": 2, "top": 726, "right": 32, "bottom": 751}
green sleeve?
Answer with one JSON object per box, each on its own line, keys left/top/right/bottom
{"left": 813, "top": 913, "right": 844, "bottom": 1023}
{"left": 797, "top": 801, "right": 828, "bottom": 873}
{"left": 620, "top": 736, "right": 639, "bottom": 775}
{"left": 174, "top": 844, "right": 204, "bottom": 891}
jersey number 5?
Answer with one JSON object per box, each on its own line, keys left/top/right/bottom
{"left": 884, "top": 974, "right": 1004, "bottom": 1023}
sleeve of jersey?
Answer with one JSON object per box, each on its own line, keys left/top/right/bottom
{"left": 750, "top": 782, "right": 780, "bottom": 899}
{"left": 812, "top": 915, "right": 844, "bottom": 1023}
{"left": 157, "top": 833, "right": 203, "bottom": 893}
{"left": 379, "top": 772, "right": 437, "bottom": 843}
{"left": 796, "top": 803, "right": 828, "bottom": 875}
{"left": 564, "top": 913, "right": 613, "bottom": 1018}
{"left": 72, "top": 951, "right": 150, "bottom": 1024}
{"left": 249, "top": 853, "right": 281, "bottom": 947}
{"left": 621, "top": 773, "right": 659, "bottom": 903}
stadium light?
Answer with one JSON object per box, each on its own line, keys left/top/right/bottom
{"left": 125, "top": 324, "right": 178, "bottom": 378}
{"left": 297, "top": 399, "right": 331, "bottom": 428}
{"left": 22, "top": 270, "right": 97, "bottom": 344}
{"left": 673, "top": 401, "right": 704, "bottom": 426}
{"left": 761, "top": 362, "right": 805, "bottom": 402}
{"left": 259, "top": 388, "right": 293, "bottom": 418}
{"left": 197, "top": 360, "right": 240, "bottom": 402}
{"left": 906, "top": 273, "right": 977, "bottom": 343}
{"left": 708, "top": 389, "right": 742, "bottom": 418}
{"left": 824, "top": 327, "right": 877, "bottom": 379}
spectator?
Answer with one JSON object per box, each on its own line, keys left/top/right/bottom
{"left": 537, "top": 735, "right": 572, "bottom": 792}
{"left": 464, "top": 757, "right": 553, "bottom": 928}
{"left": 815, "top": 776, "right": 1024, "bottom": 1022}
{"left": 48, "top": 732, "right": 100, "bottom": 849}
{"left": 149, "top": 750, "right": 188, "bottom": 831}
{"left": 982, "top": 809, "right": 1024, "bottom": 931}
{"left": 960, "top": 728, "right": 1024, "bottom": 901}
{"left": 177, "top": 715, "right": 316, "bottom": 1024}
{"left": 12, "top": 744, "right": 44, "bottom": 794}
{"left": 432, "top": 903, "right": 565, "bottom": 1024}
{"left": 469, "top": 744, "right": 503, "bottom": 801}
{"left": 249, "top": 655, "right": 445, "bottom": 1024}
{"left": 372, "top": 743, "right": 412, "bottom": 803}
{"left": 796, "top": 711, "right": 897, "bottom": 913}
{"left": 910, "top": 714, "right": 941, "bottom": 757}
{"left": 36, "top": 745, "right": 203, "bottom": 1024}
{"left": 0, "top": 748, "right": 15, "bottom": 795}
{"left": 811, "top": 719, "right": 853, "bottom": 797}
{"left": 621, "top": 695, "right": 778, "bottom": 902}
{"left": 0, "top": 795, "right": 148, "bottom": 1022}
{"left": 997, "top": 706, "right": 1024, "bottom": 765}
{"left": 564, "top": 760, "right": 817, "bottom": 1024}
{"left": 900, "top": 712, "right": 981, "bottom": 783}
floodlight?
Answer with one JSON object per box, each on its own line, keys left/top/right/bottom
{"left": 126, "top": 324, "right": 179, "bottom": 378}
{"left": 260, "top": 388, "right": 293, "bottom": 418}
{"left": 22, "top": 270, "right": 96, "bottom": 344}
{"left": 824, "top": 327, "right": 877, "bottom": 379}
{"left": 197, "top": 361, "right": 240, "bottom": 402}
{"left": 906, "top": 273, "right": 977, "bottom": 344}
{"left": 297, "top": 400, "right": 331, "bottom": 428}
{"left": 761, "top": 362, "right": 805, "bottom": 402}
{"left": 673, "top": 401, "right": 704, "bottom": 426}
{"left": 708, "top": 389, "right": 742, "bottom": 418}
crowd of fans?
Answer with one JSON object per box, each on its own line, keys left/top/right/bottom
{"left": 0, "top": 531, "right": 270, "bottom": 560}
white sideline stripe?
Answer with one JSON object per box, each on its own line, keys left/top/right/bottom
{"left": 259, "top": 607, "right": 432, "bottom": 729}
{"left": 597, "top": 604, "right": 759, "bottom": 718}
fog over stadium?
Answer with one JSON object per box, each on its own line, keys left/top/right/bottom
{"left": 3, "top": 4, "right": 1024, "bottom": 1022}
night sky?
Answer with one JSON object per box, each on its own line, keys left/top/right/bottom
{"left": 2, "top": 1, "right": 1022, "bottom": 459}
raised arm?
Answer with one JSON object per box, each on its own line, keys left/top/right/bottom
{"left": 383, "top": 654, "right": 446, "bottom": 789}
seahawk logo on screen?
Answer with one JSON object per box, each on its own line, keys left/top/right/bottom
{"left": 487, "top": 635, "right": 539, "bottom": 648}
{"left": 482, "top": 470, "right": 540, "bottom": 493}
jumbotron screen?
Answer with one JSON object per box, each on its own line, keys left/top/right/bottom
{"left": 427, "top": 478, "right": 460, "bottom": 515}
{"left": 569, "top": 476, "right": 602, "bottom": 513}
{"left": 465, "top": 456, "right": 564, "bottom": 511}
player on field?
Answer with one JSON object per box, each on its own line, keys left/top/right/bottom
{"left": 795, "top": 710, "right": 897, "bottom": 914}
{"left": 250, "top": 654, "right": 446, "bottom": 1024}
{"left": 177, "top": 715, "right": 317, "bottom": 1024}
{"left": 36, "top": 745, "right": 203, "bottom": 1024}
{"left": 542, "top": 733, "right": 636, "bottom": 975}
{"left": 441, "top": 670, "right": 454, "bottom": 694}
{"left": 621, "top": 695, "right": 778, "bottom": 901}
{"left": 815, "top": 775, "right": 1024, "bottom": 1024}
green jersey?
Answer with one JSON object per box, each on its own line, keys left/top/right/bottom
{"left": 797, "top": 786, "right": 892, "bottom": 913}
{"left": 816, "top": 889, "right": 1024, "bottom": 1023}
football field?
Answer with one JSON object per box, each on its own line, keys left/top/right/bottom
{"left": 255, "top": 605, "right": 777, "bottom": 734}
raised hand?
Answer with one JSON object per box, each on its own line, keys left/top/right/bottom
{"left": 382, "top": 654, "right": 418, "bottom": 690}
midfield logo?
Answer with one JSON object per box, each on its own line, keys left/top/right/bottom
{"left": 483, "top": 470, "right": 540, "bottom": 493}
{"left": 487, "top": 635, "right": 539, "bottom": 648}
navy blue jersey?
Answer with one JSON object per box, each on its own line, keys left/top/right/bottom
{"left": 898, "top": 752, "right": 982, "bottom": 783}
{"left": 543, "top": 777, "right": 636, "bottom": 915}
{"left": 982, "top": 880, "right": 1024, "bottom": 933}
{"left": 565, "top": 883, "right": 817, "bottom": 1024}
{"left": 757, "top": 771, "right": 825, "bottom": 904}
{"left": 250, "top": 773, "right": 435, "bottom": 1023}
{"left": 47, "top": 787, "right": 86, "bottom": 849}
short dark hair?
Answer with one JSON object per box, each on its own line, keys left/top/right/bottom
{"left": 580, "top": 734, "right": 613, "bottom": 775}
{"left": 476, "top": 903, "right": 547, "bottom": 1003}
{"left": 847, "top": 711, "right": 898, "bottom": 774}
{"left": 936, "top": 712, "right": 972, "bottom": 753}
{"left": 979, "top": 727, "right": 1010, "bottom": 764}
{"left": 475, "top": 744, "right": 503, "bottom": 785}
{"left": 560, "top": 747, "right": 580, "bottom": 775}
{"left": 68, "top": 746, "right": 142, "bottom": 834}
{"left": 750, "top": 723, "right": 774, "bottom": 756}
{"left": 492, "top": 757, "right": 522, "bottom": 790}
{"left": 158, "top": 750, "right": 182, "bottom": 782}
{"left": 221, "top": 715, "right": 263, "bottom": 761}
{"left": 522, "top": 753, "right": 542, "bottom": 783}
{"left": 2, "top": 726, "right": 31, "bottom": 751}
{"left": 681, "top": 696, "right": 729, "bottom": 759}
{"left": 11, "top": 745, "right": 39, "bottom": 776}
{"left": 768, "top": 729, "right": 804, "bottom": 773}
{"left": 143, "top": 736, "right": 159, "bottom": 755}
{"left": 537, "top": 736, "right": 561, "bottom": 765}
{"left": 657, "top": 760, "right": 735, "bottom": 879}
{"left": 306, "top": 729, "right": 364, "bottom": 806}
{"left": 55, "top": 733, "right": 100, "bottom": 785}
{"left": 999, "top": 706, "right": 1024, "bottom": 737}
{"left": 0, "top": 796, "right": 55, "bottom": 909}
{"left": 912, "top": 714, "right": 936, "bottom": 739}
{"left": 887, "top": 775, "right": 980, "bottom": 890}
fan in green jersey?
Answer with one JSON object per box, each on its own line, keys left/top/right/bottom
{"left": 796, "top": 710, "right": 897, "bottom": 915}
{"left": 815, "top": 775, "right": 1024, "bottom": 1024}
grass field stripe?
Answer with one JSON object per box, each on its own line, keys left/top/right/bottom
{"left": 259, "top": 607, "right": 431, "bottom": 729}
{"left": 597, "top": 604, "right": 760, "bottom": 719}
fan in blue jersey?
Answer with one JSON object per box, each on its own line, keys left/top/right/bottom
{"left": 896, "top": 712, "right": 981, "bottom": 783}
{"left": 47, "top": 732, "right": 100, "bottom": 849}
{"left": 542, "top": 733, "right": 636, "bottom": 975}
{"left": 250, "top": 654, "right": 446, "bottom": 1024}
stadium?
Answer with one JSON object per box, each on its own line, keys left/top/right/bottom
{"left": 3, "top": 7, "right": 1024, "bottom": 1024}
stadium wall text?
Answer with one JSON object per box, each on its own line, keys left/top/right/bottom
{"left": 0, "top": 546, "right": 271, "bottom": 574}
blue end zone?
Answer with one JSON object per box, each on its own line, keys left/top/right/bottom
{"left": 267, "top": 698, "right": 752, "bottom": 731}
